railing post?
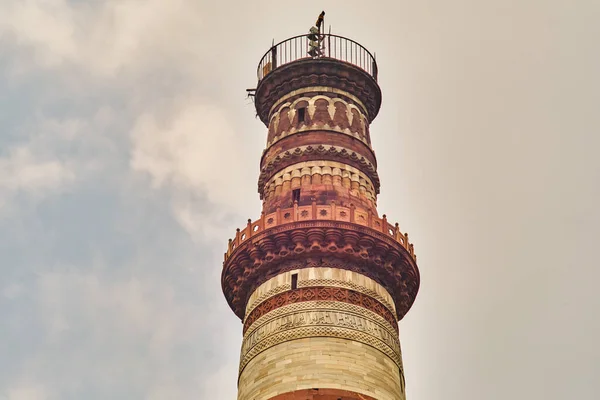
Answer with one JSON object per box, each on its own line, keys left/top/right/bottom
{"left": 381, "top": 214, "right": 388, "bottom": 233}
{"left": 247, "top": 219, "right": 252, "bottom": 237}
{"left": 271, "top": 46, "right": 278, "bottom": 69}
{"left": 373, "top": 59, "right": 378, "bottom": 81}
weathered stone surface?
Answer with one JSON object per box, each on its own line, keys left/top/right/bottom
{"left": 224, "top": 34, "right": 417, "bottom": 400}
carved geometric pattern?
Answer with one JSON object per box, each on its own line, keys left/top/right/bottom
{"left": 239, "top": 323, "right": 403, "bottom": 375}
{"left": 268, "top": 94, "right": 368, "bottom": 139}
{"left": 267, "top": 124, "right": 371, "bottom": 150}
{"left": 243, "top": 287, "right": 397, "bottom": 334}
{"left": 221, "top": 221, "right": 419, "bottom": 321}
{"left": 244, "top": 301, "right": 398, "bottom": 342}
{"left": 246, "top": 284, "right": 292, "bottom": 315}
{"left": 262, "top": 160, "right": 377, "bottom": 201}
{"left": 268, "top": 389, "right": 378, "bottom": 400}
{"left": 255, "top": 60, "right": 382, "bottom": 125}
{"left": 268, "top": 86, "right": 369, "bottom": 122}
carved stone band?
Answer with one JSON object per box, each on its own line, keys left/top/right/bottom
{"left": 244, "top": 301, "right": 398, "bottom": 341}
{"left": 245, "top": 268, "right": 397, "bottom": 318}
{"left": 269, "top": 86, "right": 370, "bottom": 120}
{"left": 243, "top": 286, "right": 398, "bottom": 335}
{"left": 239, "top": 308, "right": 403, "bottom": 374}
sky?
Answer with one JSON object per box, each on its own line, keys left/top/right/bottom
{"left": 0, "top": 1, "right": 599, "bottom": 399}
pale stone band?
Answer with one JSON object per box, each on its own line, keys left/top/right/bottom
{"left": 245, "top": 267, "right": 396, "bottom": 318}
{"left": 239, "top": 307, "right": 403, "bottom": 374}
{"left": 237, "top": 337, "right": 405, "bottom": 400}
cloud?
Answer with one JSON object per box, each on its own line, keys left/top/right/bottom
{"left": 6, "top": 386, "right": 47, "bottom": 400}
{"left": 0, "top": 266, "right": 238, "bottom": 400}
{"left": 0, "top": 0, "right": 206, "bottom": 77}
{"left": 0, "top": 146, "right": 73, "bottom": 196}
{"left": 129, "top": 99, "right": 255, "bottom": 241}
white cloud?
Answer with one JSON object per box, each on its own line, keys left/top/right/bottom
{"left": 6, "top": 385, "right": 47, "bottom": 400}
{"left": 130, "top": 99, "right": 255, "bottom": 241}
{"left": 0, "top": 147, "right": 73, "bottom": 194}
{"left": 0, "top": 0, "right": 206, "bottom": 77}
{"left": 1, "top": 0, "right": 256, "bottom": 240}
{"left": 28, "top": 269, "right": 216, "bottom": 397}
{"left": 0, "top": 145, "right": 74, "bottom": 213}
{"left": 0, "top": 109, "right": 119, "bottom": 213}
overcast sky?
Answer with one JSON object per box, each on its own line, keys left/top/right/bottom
{"left": 1, "top": 1, "right": 599, "bottom": 399}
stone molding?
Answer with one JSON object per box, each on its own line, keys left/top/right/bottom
{"left": 222, "top": 221, "right": 419, "bottom": 321}
{"left": 244, "top": 301, "right": 398, "bottom": 341}
{"left": 258, "top": 145, "right": 380, "bottom": 198}
{"left": 237, "top": 337, "right": 404, "bottom": 400}
{"left": 254, "top": 59, "right": 382, "bottom": 125}
{"left": 266, "top": 94, "right": 370, "bottom": 146}
{"left": 245, "top": 267, "right": 396, "bottom": 318}
{"left": 267, "top": 388, "right": 378, "bottom": 400}
{"left": 268, "top": 86, "right": 369, "bottom": 121}
{"left": 239, "top": 309, "right": 403, "bottom": 374}
{"left": 261, "top": 160, "right": 377, "bottom": 203}
{"left": 243, "top": 287, "right": 398, "bottom": 334}
{"left": 267, "top": 124, "right": 371, "bottom": 151}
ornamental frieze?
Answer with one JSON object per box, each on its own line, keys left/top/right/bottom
{"left": 255, "top": 59, "right": 382, "bottom": 125}
{"left": 224, "top": 257, "right": 416, "bottom": 321}
{"left": 243, "top": 286, "right": 398, "bottom": 334}
{"left": 238, "top": 310, "right": 403, "bottom": 374}
{"left": 257, "top": 145, "right": 380, "bottom": 195}
{"left": 245, "top": 273, "right": 396, "bottom": 317}
{"left": 221, "top": 222, "right": 419, "bottom": 321}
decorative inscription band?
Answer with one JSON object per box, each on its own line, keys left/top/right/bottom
{"left": 239, "top": 325, "right": 403, "bottom": 375}
{"left": 239, "top": 308, "right": 403, "bottom": 374}
{"left": 245, "top": 268, "right": 397, "bottom": 317}
{"left": 244, "top": 301, "right": 397, "bottom": 341}
{"left": 243, "top": 286, "right": 397, "bottom": 334}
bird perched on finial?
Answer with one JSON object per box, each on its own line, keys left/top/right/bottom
{"left": 316, "top": 11, "right": 325, "bottom": 29}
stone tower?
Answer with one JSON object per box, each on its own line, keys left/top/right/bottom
{"left": 222, "top": 14, "right": 420, "bottom": 400}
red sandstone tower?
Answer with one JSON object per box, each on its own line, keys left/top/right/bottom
{"left": 222, "top": 14, "right": 420, "bottom": 400}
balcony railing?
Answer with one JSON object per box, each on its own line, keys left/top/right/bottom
{"left": 257, "top": 34, "right": 378, "bottom": 82}
{"left": 224, "top": 201, "right": 415, "bottom": 262}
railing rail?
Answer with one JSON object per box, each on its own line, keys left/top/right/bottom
{"left": 257, "top": 33, "right": 378, "bottom": 82}
{"left": 224, "top": 201, "right": 414, "bottom": 262}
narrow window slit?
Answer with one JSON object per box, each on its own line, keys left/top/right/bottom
{"left": 297, "top": 107, "right": 306, "bottom": 126}
{"left": 291, "top": 273, "right": 298, "bottom": 290}
{"left": 292, "top": 188, "right": 301, "bottom": 203}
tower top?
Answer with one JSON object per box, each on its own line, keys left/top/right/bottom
{"left": 254, "top": 25, "right": 381, "bottom": 125}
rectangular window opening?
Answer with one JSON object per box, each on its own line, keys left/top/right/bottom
{"left": 291, "top": 273, "right": 298, "bottom": 290}
{"left": 292, "top": 188, "right": 301, "bottom": 203}
{"left": 297, "top": 107, "right": 306, "bottom": 125}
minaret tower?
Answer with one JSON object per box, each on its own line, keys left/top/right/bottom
{"left": 222, "top": 13, "right": 420, "bottom": 400}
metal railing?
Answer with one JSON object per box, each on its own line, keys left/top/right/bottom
{"left": 257, "top": 34, "right": 378, "bottom": 82}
